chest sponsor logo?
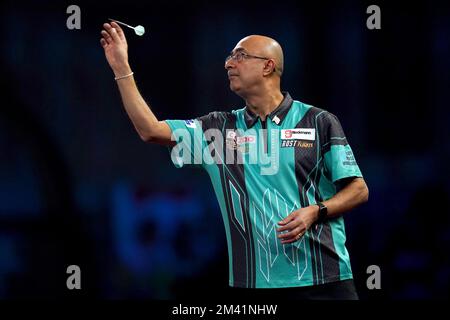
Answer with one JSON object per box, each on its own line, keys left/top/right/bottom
{"left": 280, "top": 128, "right": 315, "bottom": 148}
{"left": 226, "top": 131, "right": 256, "bottom": 152}
{"left": 236, "top": 135, "right": 256, "bottom": 145}
{"left": 225, "top": 131, "right": 237, "bottom": 150}
{"left": 281, "top": 140, "right": 314, "bottom": 148}
{"left": 226, "top": 131, "right": 236, "bottom": 139}
{"left": 281, "top": 128, "right": 315, "bottom": 141}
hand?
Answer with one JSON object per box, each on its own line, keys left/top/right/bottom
{"left": 100, "top": 22, "right": 131, "bottom": 76}
{"left": 276, "top": 205, "right": 319, "bottom": 244}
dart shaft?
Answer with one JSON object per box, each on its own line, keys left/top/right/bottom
{"left": 108, "top": 18, "right": 134, "bottom": 29}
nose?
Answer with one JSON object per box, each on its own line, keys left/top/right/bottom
{"left": 225, "top": 58, "right": 235, "bottom": 70}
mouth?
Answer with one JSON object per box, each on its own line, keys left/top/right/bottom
{"left": 228, "top": 74, "right": 238, "bottom": 79}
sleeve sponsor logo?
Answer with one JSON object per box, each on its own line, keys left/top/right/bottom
{"left": 343, "top": 150, "right": 357, "bottom": 165}
{"left": 184, "top": 119, "right": 196, "bottom": 128}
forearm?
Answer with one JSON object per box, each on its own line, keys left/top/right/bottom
{"left": 322, "top": 177, "right": 369, "bottom": 219}
{"left": 113, "top": 65, "right": 160, "bottom": 141}
{"left": 101, "top": 22, "right": 173, "bottom": 144}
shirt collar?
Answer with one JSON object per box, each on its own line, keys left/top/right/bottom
{"left": 244, "top": 91, "right": 293, "bottom": 128}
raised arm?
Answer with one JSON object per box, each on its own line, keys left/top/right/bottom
{"left": 100, "top": 22, "right": 174, "bottom": 146}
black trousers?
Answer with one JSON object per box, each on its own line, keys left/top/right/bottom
{"left": 226, "top": 279, "right": 359, "bottom": 300}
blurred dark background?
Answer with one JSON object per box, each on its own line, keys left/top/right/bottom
{"left": 0, "top": 0, "right": 449, "bottom": 299}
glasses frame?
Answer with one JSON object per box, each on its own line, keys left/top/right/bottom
{"left": 225, "top": 51, "right": 271, "bottom": 64}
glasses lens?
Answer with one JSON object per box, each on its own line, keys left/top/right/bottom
{"left": 225, "top": 52, "right": 246, "bottom": 63}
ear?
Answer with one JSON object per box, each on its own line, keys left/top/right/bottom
{"left": 263, "top": 59, "right": 276, "bottom": 76}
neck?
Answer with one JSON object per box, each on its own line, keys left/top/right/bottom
{"left": 245, "top": 89, "right": 284, "bottom": 121}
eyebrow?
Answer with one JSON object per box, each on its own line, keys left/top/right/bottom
{"left": 229, "top": 48, "right": 246, "bottom": 55}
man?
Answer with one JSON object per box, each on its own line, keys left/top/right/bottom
{"left": 100, "top": 22, "right": 369, "bottom": 300}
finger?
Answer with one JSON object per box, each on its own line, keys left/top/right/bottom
{"left": 110, "top": 21, "right": 126, "bottom": 41}
{"left": 103, "top": 23, "right": 117, "bottom": 41}
{"left": 276, "top": 220, "right": 298, "bottom": 232}
{"left": 283, "top": 229, "right": 305, "bottom": 242}
{"left": 100, "top": 38, "right": 107, "bottom": 48}
{"left": 281, "top": 231, "right": 305, "bottom": 244}
{"left": 278, "top": 213, "right": 295, "bottom": 225}
{"left": 278, "top": 227, "right": 301, "bottom": 239}
{"left": 109, "top": 27, "right": 121, "bottom": 42}
{"left": 101, "top": 30, "right": 112, "bottom": 44}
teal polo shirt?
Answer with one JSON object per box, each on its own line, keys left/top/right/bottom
{"left": 165, "top": 92, "right": 363, "bottom": 288}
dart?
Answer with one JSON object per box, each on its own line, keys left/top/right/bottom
{"left": 108, "top": 18, "right": 145, "bottom": 36}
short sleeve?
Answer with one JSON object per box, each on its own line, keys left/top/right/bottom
{"left": 164, "top": 112, "right": 226, "bottom": 168}
{"left": 319, "top": 112, "right": 363, "bottom": 183}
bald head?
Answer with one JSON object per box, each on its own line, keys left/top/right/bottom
{"left": 235, "top": 35, "right": 284, "bottom": 77}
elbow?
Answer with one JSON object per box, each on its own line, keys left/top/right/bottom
{"left": 360, "top": 181, "right": 369, "bottom": 204}
{"left": 139, "top": 131, "right": 155, "bottom": 143}
{"left": 138, "top": 121, "right": 169, "bottom": 144}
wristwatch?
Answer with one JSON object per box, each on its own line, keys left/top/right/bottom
{"left": 316, "top": 202, "right": 328, "bottom": 223}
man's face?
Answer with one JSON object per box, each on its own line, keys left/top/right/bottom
{"left": 224, "top": 40, "right": 268, "bottom": 95}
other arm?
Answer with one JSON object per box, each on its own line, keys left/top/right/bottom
{"left": 277, "top": 177, "right": 369, "bottom": 244}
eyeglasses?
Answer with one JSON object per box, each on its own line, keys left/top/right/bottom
{"left": 225, "top": 51, "right": 270, "bottom": 64}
